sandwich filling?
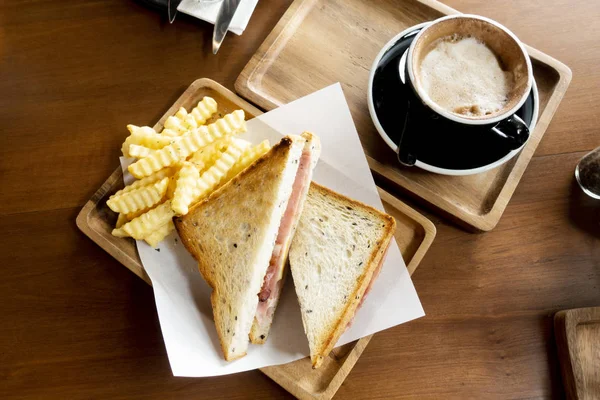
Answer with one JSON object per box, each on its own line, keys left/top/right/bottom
{"left": 346, "top": 244, "right": 390, "bottom": 330}
{"left": 255, "top": 149, "right": 313, "bottom": 323}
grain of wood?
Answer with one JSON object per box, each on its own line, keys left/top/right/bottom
{"left": 2, "top": 0, "right": 600, "bottom": 399}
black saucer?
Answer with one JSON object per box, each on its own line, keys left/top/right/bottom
{"left": 371, "top": 27, "right": 536, "bottom": 171}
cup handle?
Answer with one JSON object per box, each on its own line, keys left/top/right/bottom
{"left": 491, "top": 114, "right": 530, "bottom": 150}
{"left": 396, "top": 99, "right": 418, "bottom": 166}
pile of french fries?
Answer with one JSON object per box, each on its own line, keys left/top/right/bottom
{"left": 108, "top": 96, "right": 270, "bottom": 247}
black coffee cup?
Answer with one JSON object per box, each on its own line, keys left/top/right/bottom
{"left": 396, "top": 15, "right": 533, "bottom": 170}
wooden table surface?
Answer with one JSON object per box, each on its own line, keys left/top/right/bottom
{"left": 1, "top": 1, "right": 599, "bottom": 398}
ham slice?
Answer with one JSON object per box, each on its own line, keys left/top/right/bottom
{"left": 255, "top": 149, "right": 313, "bottom": 323}
{"left": 346, "top": 244, "right": 390, "bottom": 330}
{"left": 357, "top": 245, "right": 389, "bottom": 308}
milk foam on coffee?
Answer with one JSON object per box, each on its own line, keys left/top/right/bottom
{"left": 419, "top": 35, "right": 514, "bottom": 117}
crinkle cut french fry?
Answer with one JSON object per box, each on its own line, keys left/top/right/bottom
{"left": 106, "top": 177, "right": 169, "bottom": 214}
{"left": 173, "top": 110, "right": 246, "bottom": 161}
{"left": 121, "top": 125, "right": 174, "bottom": 157}
{"left": 189, "top": 96, "right": 218, "bottom": 125}
{"left": 162, "top": 97, "right": 218, "bottom": 136}
{"left": 121, "top": 126, "right": 154, "bottom": 156}
{"left": 231, "top": 138, "right": 252, "bottom": 153}
{"left": 166, "top": 174, "right": 178, "bottom": 199}
{"left": 188, "top": 139, "right": 248, "bottom": 206}
{"left": 161, "top": 107, "right": 190, "bottom": 136}
{"left": 121, "top": 201, "right": 175, "bottom": 240}
{"left": 113, "top": 167, "right": 175, "bottom": 197}
{"left": 171, "top": 162, "right": 201, "bottom": 215}
{"left": 122, "top": 97, "right": 218, "bottom": 155}
{"left": 112, "top": 227, "right": 129, "bottom": 237}
{"left": 127, "top": 143, "right": 181, "bottom": 179}
{"left": 161, "top": 128, "right": 181, "bottom": 137}
{"left": 169, "top": 140, "right": 248, "bottom": 215}
{"left": 124, "top": 198, "right": 167, "bottom": 220}
{"left": 128, "top": 110, "right": 246, "bottom": 179}
{"left": 128, "top": 144, "right": 154, "bottom": 159}
{"left": 144, "top": 221, "right": 175, "bottom": 248}
{"left": 115, "top": 213, "right": 128, "bottom": 229}
{"left": 188, "top": 137, "right": 231, "bottom": 170}
{"left": 163, "top": 108, "right": 189, "bottom": 134}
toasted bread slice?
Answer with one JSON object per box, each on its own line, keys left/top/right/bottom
{"left": 175, "top": 135, "right": 306, "bottom": 361}
{"left": 289, "top": 183, "right": 396, "bottom": 368}
{"left": 249, "top": 132, "right": 321, "bottom": 344}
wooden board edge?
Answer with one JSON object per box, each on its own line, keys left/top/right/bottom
{"left": 260, "top": 335, "right": 374, "bottom": 400}
{"left": 377, "top": 188, "right": 436, "bottom": 274}
{"left": 482, "top": 59, "right": 573, "bottom": 228}
{"left": 259, "top": 367, "right": 315, "bottom": 400}
{"left": 76, "top": 180, "right": 152, "bottom": 286}
{"left": 554, "top": 310, "right": 578, "bottom": 400}
{"left": 526, "top": 46, "right": 574, "bottom": 86}
{"left": 317, "top": 335, "right": 373, "bottom": 400}
{"left": 554, "top": 307, "right": 600, "bottom": 400}
{"left": 75, "top": 199, "right": 100, "bottom": 241}
{"left": 369, "top": 158, "right": 493, "bottom": 232}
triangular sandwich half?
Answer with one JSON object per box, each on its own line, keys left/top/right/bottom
{"left": 289, "top": 183, "right": 396, "bottom": 368}
{"left": 175, "top": 134, "right": 319, "bottom": 361}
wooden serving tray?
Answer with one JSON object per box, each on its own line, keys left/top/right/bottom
{"left": 555, "top": 307, "right": 600, "bottom": 400}
{"left": 76, "top": 78, "right": 436, "bottom": 400}
{"left": 235, "top": 0, "right": 572, "bottom": 231}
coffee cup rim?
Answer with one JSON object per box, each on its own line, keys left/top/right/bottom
{"left": 406, "top": 14, "right": 534, "bottom": 126}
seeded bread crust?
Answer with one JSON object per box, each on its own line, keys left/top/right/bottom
{"left": 289, "top": 182, "right": 396, "bottom": 368}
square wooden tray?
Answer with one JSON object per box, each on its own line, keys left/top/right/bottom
{"left": 555, "top": 307, "right": 600, "bottom": 400}
{"left": 235, "top": 0, "right": 572, "bottom": 231}
{"left": 76, "top": 78, "right": 436, "bottom": 400}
